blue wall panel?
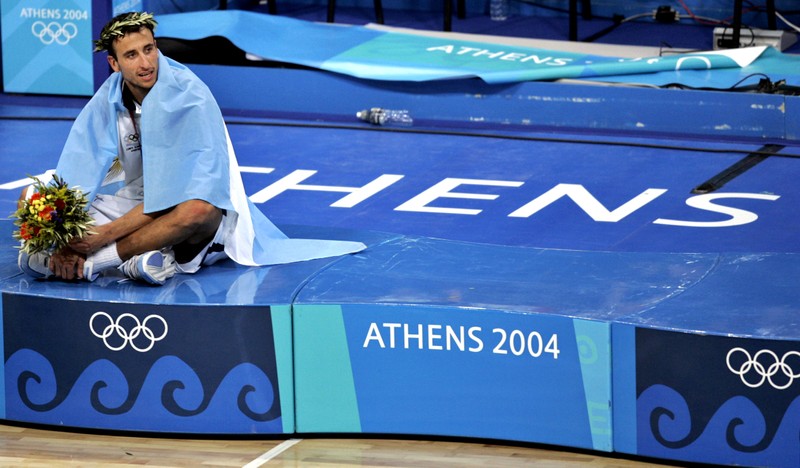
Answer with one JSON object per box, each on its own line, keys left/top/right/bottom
{"left": 294, "top": 302, "right": 613, "bottom": 449}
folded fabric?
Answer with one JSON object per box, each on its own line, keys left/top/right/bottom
{"left": 155, "top": 10, "right": 781, "bottom": 85}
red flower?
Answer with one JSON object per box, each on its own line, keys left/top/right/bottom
{"left": 30, "top": 192, "right": 41, "bottom": 202}
{"left": 54, "top": 199, "right": 66, "bottom": 210}
{"left": 39, "top": 205, "right": 54, "bottom": 221}
{"left": 21, "top": 224, "right": 41, "bottom": 239}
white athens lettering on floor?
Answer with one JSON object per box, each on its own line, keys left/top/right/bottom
{"left": 396, "top": 178, "right": 524, "bottom": 215}
{"left": 248, "top": 169, "right": 404, "bottom": 207}
{"left": 241, "top": 168, "right": 781, "bottom": 227}
{"left": 654, "top": 192, "right": 780, "bottom": 227}
{"left": 507, "top": 184, "right": 667, "bottom": 221}
{"left": 2, "top": 169, "right": 779, "bottom": 228}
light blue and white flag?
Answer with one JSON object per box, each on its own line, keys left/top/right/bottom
{"left": 57, "top": 52, "right": 366, "bottom": 266}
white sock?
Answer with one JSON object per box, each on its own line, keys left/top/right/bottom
{"left": 87, "top": 243, "right": 123, "bottom": 272}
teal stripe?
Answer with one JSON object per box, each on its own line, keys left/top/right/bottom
{"left": 573, "top": 318, "right": 612, "bottom": 451}
{"left": 294, "top": 304, "right": 361, "bottom": 432}
{"left": 611, "top": 324, "right": 638, "bottom": 453}
{"left": 270, "top": 305, "right": 294, "bottom": 434}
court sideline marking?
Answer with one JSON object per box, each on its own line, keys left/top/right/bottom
{"left": 243, "top": 438, "right": 303, "bottom": 467}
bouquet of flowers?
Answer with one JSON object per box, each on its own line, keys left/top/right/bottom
{"left": 11, "top": 175, "right": 94, "bottom": 254}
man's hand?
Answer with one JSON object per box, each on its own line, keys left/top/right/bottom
{"left": 68, "top": 224, "right": 113, "bottom": 255}
{"left": 50, "top": 247, "right": 86, "bottom": 280}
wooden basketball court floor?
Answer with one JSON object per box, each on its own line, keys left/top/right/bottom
{"left": 0, "top": 423, "right": 682, "bottom": 467}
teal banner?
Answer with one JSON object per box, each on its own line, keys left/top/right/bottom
{"left": 1, "top": 0, "right": 93, "bottom": 95}
{"left": 155, "top": 10, "right": 778, "bottom": 86}
{"left": 321, "top": 32, "right": 766, "bottom": 84}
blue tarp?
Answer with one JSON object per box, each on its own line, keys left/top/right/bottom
{"left": 155, "top": 10, "right": 799, "bottom": 88}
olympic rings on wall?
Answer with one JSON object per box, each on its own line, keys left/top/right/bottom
{"left": 726, "top": 347, "right": 800, "bottom": 390}
{"left": 31, "top": 21, "right": 78, "bottom": 45}
{"left": 89, "top": 311, "right": 168, "bottom": 352}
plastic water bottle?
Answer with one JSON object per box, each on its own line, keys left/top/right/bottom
{"left": 357, "top": 108, "right": 413, "bottom": 126}
{"left": 490, "top": 0, "right": 508, "bottom": 21}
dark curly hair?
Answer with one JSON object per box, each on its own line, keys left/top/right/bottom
{"left": 94, "top": 12, "right": 157, "bottom": 56}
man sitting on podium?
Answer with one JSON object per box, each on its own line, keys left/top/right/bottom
{"left": 19, "top": 11, "right": 365, "bottom": 285}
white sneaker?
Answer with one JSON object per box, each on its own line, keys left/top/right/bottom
{"left": 18, "top": 250, "right": 99, "bottom": 281}
{"left": 118, "top": 250, "right": 177, "bottom": 285}
{"left": 18, "top": 250, "right": 53, "bottom": 279}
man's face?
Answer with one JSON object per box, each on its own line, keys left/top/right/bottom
{"left": 107, "top": 27, "right": 158, "bottom": 103}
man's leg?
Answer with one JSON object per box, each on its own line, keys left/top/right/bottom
{"left": 114, "top": 199, "right": 223, "bottom": 261}
{"left": 112, "top": 200, "right": 223, "bottom": 284}
{"left": 23, "top": 199, "right": 222, "bottom": 283}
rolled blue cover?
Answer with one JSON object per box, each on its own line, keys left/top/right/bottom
{"left": 154, "top": 10, "right": 776, "bottom": 85}
{"left": 56, "top": 52, "right": 366, "bottom": 266}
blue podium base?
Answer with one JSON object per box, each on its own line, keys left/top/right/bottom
{"left": 2, "top": 221, "right": 799, "bottom": 467}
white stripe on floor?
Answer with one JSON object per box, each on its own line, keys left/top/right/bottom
{"left": 243, "top": 438, "right": 302, "bottom": 468}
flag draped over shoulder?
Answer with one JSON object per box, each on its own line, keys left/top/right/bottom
{"left": 56, "top": 52, "right": 366, "bottom": 266}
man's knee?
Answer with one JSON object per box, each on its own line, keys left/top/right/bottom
{"left": 179, "top": 199, "right": 221, "bottom": 220}
{"left": 174, "top": 200, "right": 223, "bottom": 239}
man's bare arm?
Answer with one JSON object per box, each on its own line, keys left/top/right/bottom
{"left": 68, "top": 202, "right": 158, "bottom": 256}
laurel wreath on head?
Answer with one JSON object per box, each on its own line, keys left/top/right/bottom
{"left": 93, "top": 12, "right": 157, "bottom": 53}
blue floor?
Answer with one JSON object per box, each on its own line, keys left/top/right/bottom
{"left": 2, "top": 107, "right": 799, "bottom": 327}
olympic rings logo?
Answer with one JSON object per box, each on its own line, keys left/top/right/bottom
{"left": 31, "top": 21, "right": 78, "bottom": 45}
{"left": 726, "top": 347, "right": 800, "bottom": 390}
{"left": 89, "top": 311, "right": 168, "bottom": 352}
